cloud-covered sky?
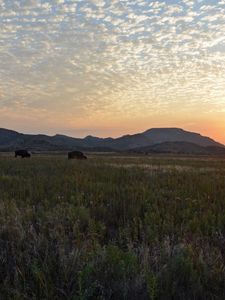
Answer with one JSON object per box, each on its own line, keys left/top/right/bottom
{"left": 0, "top": 0, "right": 225, "bottom": 141}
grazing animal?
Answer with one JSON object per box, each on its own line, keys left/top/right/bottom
{"left": 15, "top": 150, "right": 31, "bottom": 158}
{"left": 68, "top": 151, "right": 87, "bottom": 160}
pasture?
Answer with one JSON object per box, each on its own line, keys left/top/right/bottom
{"left": 0, "top": 153, "right": 225, "bottom": 299}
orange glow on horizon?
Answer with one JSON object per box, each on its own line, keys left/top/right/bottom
{"left": 1, "top": 106, "right": 225, "bottom": 145}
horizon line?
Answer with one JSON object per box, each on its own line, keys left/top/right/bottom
{"left": 0, "top": 126, "right": 224, "bottom": 145}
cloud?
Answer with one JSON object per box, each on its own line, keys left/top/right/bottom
{"left": 0, "top": 0, "right": 225, "bottom": 129}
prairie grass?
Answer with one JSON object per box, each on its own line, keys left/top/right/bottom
{"left": 0, "top": 154, "right": 225, "bottom": 299}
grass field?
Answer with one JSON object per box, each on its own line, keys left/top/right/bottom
{"left": 0, "top": 154, "right": 225, "bottom": 299}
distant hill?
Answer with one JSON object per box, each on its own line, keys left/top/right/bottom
{"left": 142, "top": 128, "right": 223, "bottom": 147}
{"left": 132, "top": 141, "right": 225, "bottom": 155}
{"left": 0, "top": 127, "right": 224, "bottom": 154}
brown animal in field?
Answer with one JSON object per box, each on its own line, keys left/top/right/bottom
{"left": 68, "top": 151, "right": 87, "bottom": 160}
{"left": 15, "top": 150, "right": 31, "bottom": 158}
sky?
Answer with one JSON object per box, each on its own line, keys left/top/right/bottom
{"left": 0, "top": 0, "right": 225, "bottom": 142}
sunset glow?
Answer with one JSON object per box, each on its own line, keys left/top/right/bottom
{"left": 0, "top": 0, "right": 225, "bottom": 142}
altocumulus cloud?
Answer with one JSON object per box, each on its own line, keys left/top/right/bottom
{"left": 0, "top": 0, "right": 225, "bottom": 126}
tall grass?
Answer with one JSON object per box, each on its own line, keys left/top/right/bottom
{"left": 0, "top": 155, "right": 225, "bottom": 299}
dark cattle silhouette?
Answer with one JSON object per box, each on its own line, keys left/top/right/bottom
{"left": 68, "top": 151, "right": 87, "bottom": 160}
{"left": 15, "top": 150, "right": 31, "bottom": 158}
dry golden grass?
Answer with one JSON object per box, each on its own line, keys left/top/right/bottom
{"left": 0, "top": 154, "right": 225, "bottom": 299}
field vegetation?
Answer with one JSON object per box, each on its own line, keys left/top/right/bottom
{"left": 0, "top": 154, "right": 225, "bottom": 299}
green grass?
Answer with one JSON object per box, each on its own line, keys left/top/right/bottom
{"left": 0, "top": 154, "right": 225, "bottom": 299}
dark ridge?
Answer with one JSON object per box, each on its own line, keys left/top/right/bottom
{"left": 0, "top": 127, "right": 224, "bottom": 154}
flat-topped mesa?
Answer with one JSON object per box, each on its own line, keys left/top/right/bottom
{"left": 142, "top": 128, "right": 224, "bottom": 148}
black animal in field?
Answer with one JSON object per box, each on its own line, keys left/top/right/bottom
{"left": 15, "top": 150, "right": 31, "bottom": 158}
{"left": 68, "top": 151, "right": 87, "bottom": 160}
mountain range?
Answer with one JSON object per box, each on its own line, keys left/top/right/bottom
{"left": 0, "top": 127, "right": 225, "bottom": 155}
